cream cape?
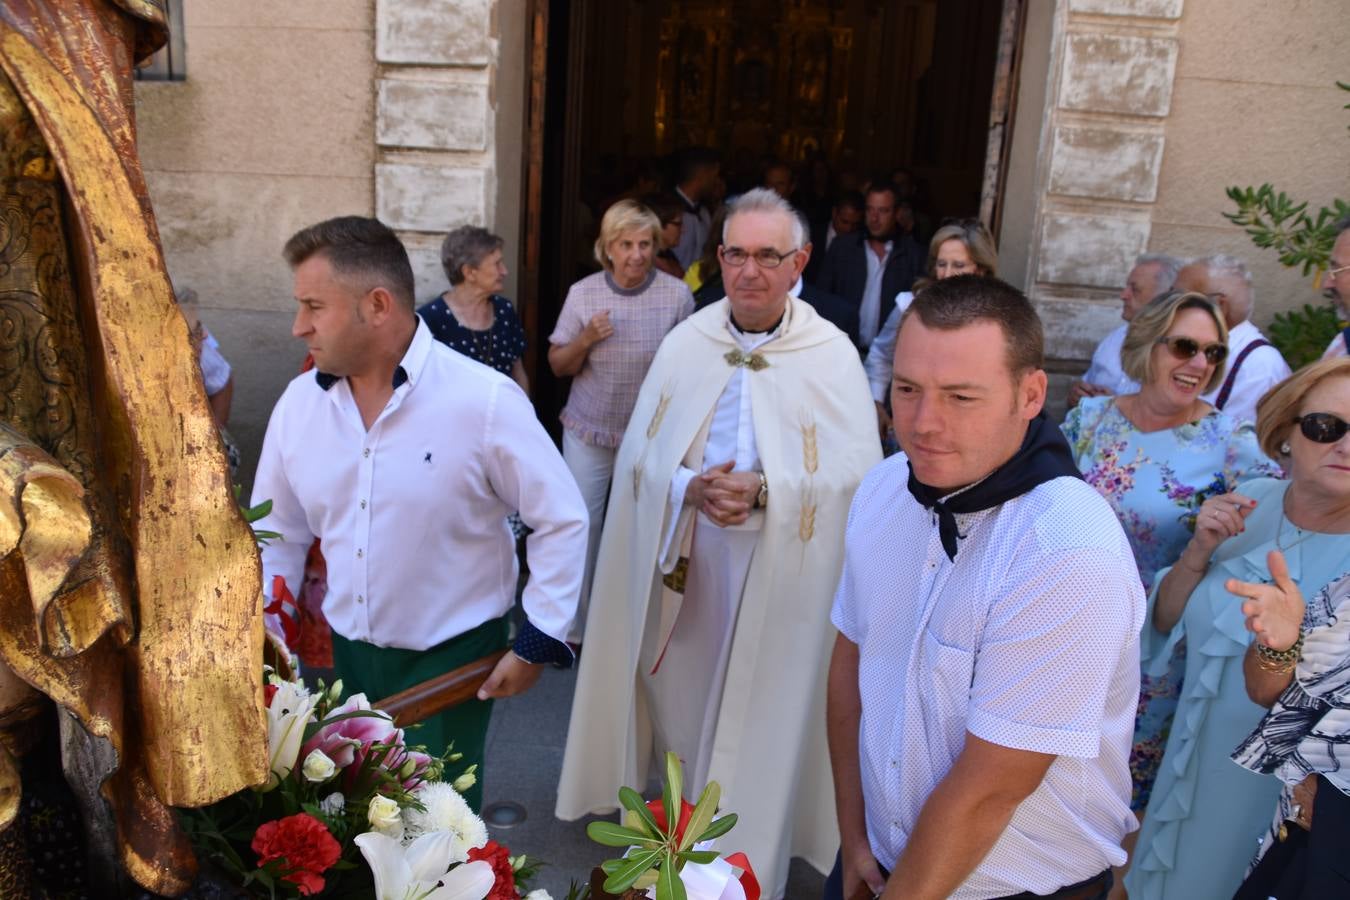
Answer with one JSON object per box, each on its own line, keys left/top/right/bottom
{"left": 556, "top": 298, "right": 880, "bottom": 894}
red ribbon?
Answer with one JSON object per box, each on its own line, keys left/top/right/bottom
{"left": 723, "top": 852, "right": 760, "bottom": 900}
{"left": 263, "top": 575, "right": 301, "bottom": 648}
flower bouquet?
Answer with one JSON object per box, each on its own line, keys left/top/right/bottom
{"left": 179, "top": 672, "right": 538, "bottom": 899}
{"left": 583, "top": 752, "right": 758, "bottom": 900}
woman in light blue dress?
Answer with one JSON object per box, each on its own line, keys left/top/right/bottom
{"left": 1062, "top": 293, "right": 1280, "bottom": 823}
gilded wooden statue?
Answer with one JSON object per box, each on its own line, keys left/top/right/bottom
{"left": 0, "top": 1, "right": 265, "bottom": 894}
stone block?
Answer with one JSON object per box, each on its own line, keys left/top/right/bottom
{"left": 376, "top": 162, "right": 487, "bottom": 232}
{"left": 376, "top": 0, "right": 492, "bottom": 66}
{"left": 399, "top": 231, "right": 453, "bottom": 301}
{"left": 1047, "top": 126, "right": 1166, "bottom": 202}
{"left": 1035, "top": 296, "right": 1129, "bottom": 364}
{"left": 1035, "top": 211, "right": 1150, "bottom": 290}
{"left": 1067, "top": 0, "right": 1183, "bottom": 18}
{"left": 377, "top": 79, "right": 489, "bottom": 150}
{"left": 1060, "top": 34, "right": 1178, "bottom": 117}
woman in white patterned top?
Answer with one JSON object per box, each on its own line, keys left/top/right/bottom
{"left": 548, "top": 198, "right": 695, "bottom": 643}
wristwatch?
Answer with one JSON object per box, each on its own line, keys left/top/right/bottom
{"left": 754, "top": 472, "right": 768, "bottom": 509}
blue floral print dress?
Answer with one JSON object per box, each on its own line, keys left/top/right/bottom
{"left": 1061, "top": 396, "right": 1281, "bottom": 810}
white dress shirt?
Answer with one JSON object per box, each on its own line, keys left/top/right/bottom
{"left": 858, "top": 240, "right": 892, "bottom": 349}
{"left": 832, "top": 455, "right": 1144, "bottom": 897}
{"left": 863, "top": 291, "right": 915, "bottom": 402}
{"left": 253, "top": 318, "right": 588, "bottom": 650}
{"left": 1201, "top": 319, "right": 1291, "bottom": 426}
{"left": 1082, "top": 323, "right": 1140, "bottom": 396}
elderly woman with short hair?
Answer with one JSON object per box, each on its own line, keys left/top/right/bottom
{"left": 548, "top": 198, "right": 695, "bottom": 643}
{"left": 418, "top": 225, "right": 528, "bottom": 391}
{"left": 1061, "top": 291, "right": 1282, "bottom": 897}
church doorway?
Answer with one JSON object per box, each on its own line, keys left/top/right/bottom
{"left": 519, "top": 0, "right": 1024, "bottom": 434}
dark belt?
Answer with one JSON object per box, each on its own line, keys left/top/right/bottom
{"left": 993, "top": 869, "right": 1112, "bottom": 900}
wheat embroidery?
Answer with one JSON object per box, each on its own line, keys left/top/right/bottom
{"left": 646, "top": 392, "right": 672, "bottom": 439}
{"left": 800, "top": 416, "right": 819, "bottom": 475}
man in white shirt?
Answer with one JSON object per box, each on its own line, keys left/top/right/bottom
{"left": 252, "top": 216, "right": 587, "bottom": 809}
{"left": 558, "top": 189, "right": 880, "bottom": 897}
{"left": 1067, "top": 253, "right": 1181, "bottom": 408}
{"left": 1173, "top": 254, "right": 1292, "bottom": 425}
{"left": 671, "top": 147, "right": 721, "bottom": 270}
{"left": 827, "top": 275, "right": 1144, "bottom": 900}
{"left": 1319, "top": 217, "right": 1350, "bottom": 361}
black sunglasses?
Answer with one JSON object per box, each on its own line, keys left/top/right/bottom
{"left": 1293, "top": 413, "right": 1350, "bottom": 444}
{"left": 1155, "top": 335, "right": 1228, "bottom": 366}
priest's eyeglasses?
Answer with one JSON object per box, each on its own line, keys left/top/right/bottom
{"left": 719, "top": 246, "right": 799, "bottom": 269}
{"left": 1155, "top": 335, "right": 1228, "bottom": 365}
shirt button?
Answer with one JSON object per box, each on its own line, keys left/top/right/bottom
{"left": 360, "top": 499, "right": 367, "bottom": 509}
{"left": 356, "top": 549, "right": 363, "bottom": 559}
{"left": 363, "top": 448, "right": 370, "bottom": 458}
{"left": 356, "top": 594, "right": 364, "bottom": 604}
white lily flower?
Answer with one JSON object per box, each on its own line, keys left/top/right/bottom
{"left": 264, "top": 679, "right": 320, "bottom": 790}
{"left": 355, "top": 831, "right": 495, "bottom": 900}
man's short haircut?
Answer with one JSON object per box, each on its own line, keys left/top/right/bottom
{"left": 1194, "top": 253, "right": 1256, "bottom": 320}
{"left": 673, "top": 146, "right": 720, "bottom": 186}
{"left": 1134, "top": 253, "right": 1183, "bottom": 295}
{"left": 440, "top": 225, "right": 504, "bottom": 285}
{"left": 721, "top": 187, "right": 806, "bottom": 249}
{"left": 903, "top": 275, "right": 1043, "bottom": 375}
{"left": 1120, "top": 291, "right": 1229, "bottom": 394}
{"left": 283, "top": 216, "right": 415, "bottom": 309}
{"left": 640, "top": 192, "right": 684, "bottom": 228}
{"left": 833, "top": 190, "right": 864, "bottom": 213}
{"left": 864, "top": 182, "right": 898, "bottom": 205}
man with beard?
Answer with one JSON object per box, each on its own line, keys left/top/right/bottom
{"left": 1319, "top": 216, "right": 1350, "bottom": 361}
{"left": 815, "top": 182, "right": 924, "bottom": 352}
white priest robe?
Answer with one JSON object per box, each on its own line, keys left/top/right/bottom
{"left": 556, "top": 298, "right": 881, "bottom": 897}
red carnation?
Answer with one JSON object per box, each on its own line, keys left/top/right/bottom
{"left": 251, "top": 813, "right": 341, "bottom": 896}
{"left": 467, "top": 839, "right": 515, "bottom": 900}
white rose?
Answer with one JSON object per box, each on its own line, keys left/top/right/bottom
{"left": 319, "top": 792, "right": 345, "bottom": 816}
{"left": 367, "top": 794, "right": 404, "bottom": 839}
{"left": 302, "top": 748, "right": 337, "bottom": 783}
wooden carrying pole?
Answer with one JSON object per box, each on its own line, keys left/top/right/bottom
{"left": 373, "top": 650, "right": 507, "bottom": 727}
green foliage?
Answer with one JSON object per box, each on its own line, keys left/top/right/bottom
{"left": 585, "top": 751, "right": 740, "bottom": 900}
{"left": 1222, "top": 186, "right": 1348, "bottom": 277}
{"left": 1267, "top": 303, "right": 1343, "bottom": 370}
{"left": 236, "top": 485, "right": 282, "bottom": 545}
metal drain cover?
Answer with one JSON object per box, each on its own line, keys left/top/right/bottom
{"left": 481, "top": 800, "right": 527, "bottom": 829}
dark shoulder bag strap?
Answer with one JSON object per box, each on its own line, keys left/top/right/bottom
{"left": 1215, "top": 339, "right": 1271, "bottom": 410}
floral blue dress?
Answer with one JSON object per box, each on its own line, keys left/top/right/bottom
{"left": 1061, "top": 397, "right": 1281, "bottom": 810}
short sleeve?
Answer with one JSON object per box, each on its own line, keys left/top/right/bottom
{"left": 831, "top": 486, "right": 874, "bottom": 644}
{"left": 549, "top": 287, "right": 583, "bottom": 345}
{"left": 1224, "top": 422, "right": 1282, "bottom": 486}
{"left": 967, "top": 546, "right": 1139, "bottom": 758}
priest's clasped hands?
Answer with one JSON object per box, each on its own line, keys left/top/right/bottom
{"left": 686, "top": 460, "right": 763, "bottom": 526}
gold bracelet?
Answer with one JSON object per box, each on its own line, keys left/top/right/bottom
{"left": 1254, "top": 633, "right": 1303, "bottom": 673}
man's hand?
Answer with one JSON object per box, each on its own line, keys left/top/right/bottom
{"left": 684, "top": 460, "right": 734, "bottom": 508}
{"left": 702, "top": 469, "right": 760, "bottom": 527}
{"left": 1065, "top": 380, "right": 1111, "bottom": 409}
{"left": 582, "top": 310, "right": 614, "bottom": 346}
{"left": 842, "top": 841, "right": 887, "bottom": 899}
{"left": 476, "top": 652, "right": 544, "bottom": 700}
{"left": 874, "top": 400, "right": 892, "bottom": 442}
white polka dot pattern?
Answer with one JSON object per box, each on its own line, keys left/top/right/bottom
{"left": 831, "top": 454, "right": 1146, "bottom": 897}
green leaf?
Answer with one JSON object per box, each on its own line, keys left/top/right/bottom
{"left": 656, "top": 850, "right": 688, "bottom": 900}
{"left": 676, "top": 849, "right": 720, "bottom": 864}
{"left": 602, "top": 848, "right": 664, "bottom": 894}
{"left": 619, "top": 786, "right": 663, "bottom": 839}
{"left": 586, "top": 821, "right": 662, "bottom": 849}
{"left": 693, "top": 812, "right": 738, "bottom": 844}
{"left": 679, "top": 780, "right": 719, "bottom": 852}
{"left": 662, "top": 751, "right": 683, "bottom": 837}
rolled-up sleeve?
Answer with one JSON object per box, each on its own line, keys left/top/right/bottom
{"left": 483, "top": 380, "right": 589, "bottom": 643}
{"left": 252, "top": 395, "right": 312, "bottom": 605}
{"left": 968, "top": 547, "right": 1139, "bottom": 758}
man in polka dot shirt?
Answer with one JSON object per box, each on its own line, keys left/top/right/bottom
{"left": 826, "top": 276, "right": 1145, "bottom": 900}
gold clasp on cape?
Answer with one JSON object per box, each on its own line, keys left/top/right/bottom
{"left": 724, "top": 349, "right": 769, "bottom": 371}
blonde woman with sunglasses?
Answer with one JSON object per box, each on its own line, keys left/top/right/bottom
{"left": 1060, "top": 291, "right": 1282, "bottom": 897}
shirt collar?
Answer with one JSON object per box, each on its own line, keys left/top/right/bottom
{"left": 313, "top": 316, "right": 431, "bottom": 393}
{"left": 789, "top": 277, "right": 803, "bottom": 298}
{"left": 676, "top": 186, "right": 700, "bottom": 213}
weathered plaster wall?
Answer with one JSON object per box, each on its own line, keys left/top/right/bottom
{"left": 135, "top": 0, "right": 377, "bottom": 490}
{"left": 1005, "top": 0, "right": 1349, "bottom": 418}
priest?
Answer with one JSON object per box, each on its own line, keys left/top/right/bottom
{"left": 557, "top": 188, "right": 881, "bottom": 896}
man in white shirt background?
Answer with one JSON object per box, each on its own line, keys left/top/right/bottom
{"left": 252, "top": 216, "right": 587, "bottom": 809}
{"left": 827, "top": 275, "right": 1143, "bottom": 899}
{"left": 1319, "top": 216, "right": 1350, "bottom": 361}
{"left": 1066, "top": 253, "right": 1182, "bottom": 408}
{"left": 1172, "top": 254, "right": 1292, "bottom": 424}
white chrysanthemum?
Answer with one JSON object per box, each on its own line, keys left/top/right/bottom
{"left": 403, "top": 781, "right": 487, "bottom": 862}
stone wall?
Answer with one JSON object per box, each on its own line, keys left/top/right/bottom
{"left": 1002, "top": 0, "right": 1349, "bottom": 415}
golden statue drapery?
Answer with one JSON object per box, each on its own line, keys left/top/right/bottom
{"left": 0, "top": 0, "right": 266, "bottom": 893}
